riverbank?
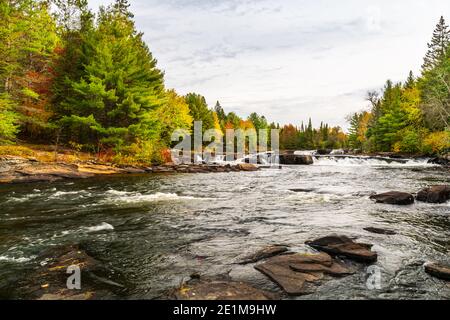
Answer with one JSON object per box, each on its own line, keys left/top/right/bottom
{"left": 0, "top": 156, "right": 260, "bottom": 184}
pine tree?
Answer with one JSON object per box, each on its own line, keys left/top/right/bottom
{"left": 185, "top": 93, "right": 214, "bottom": 132}
{"left": 422, "top": 16, "right": 450, "bottom": 72}
{"left": 404, "top": 71, "right": 416, "bottom": 89}
{"left": 57, "top": 0, "right": 165, "bottom": 151}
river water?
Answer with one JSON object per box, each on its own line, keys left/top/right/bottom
{"left": 0, "top": 157, "right": 449, "bottom": 299}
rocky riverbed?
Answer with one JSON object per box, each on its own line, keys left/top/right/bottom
{"left": 1, "top": 155, "right": 449, "bottom": 300}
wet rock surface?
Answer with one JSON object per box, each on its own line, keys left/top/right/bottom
{"left": 416, "top": 185, "right": 450, "bottom": 204}
{"left": 305, "top": 235, "right": 378, "bottom": 263}
{"left": 424, "top": 262, "right": 450, "bottom": 281}
{"left": 254, "top": 253, "right": 353, "bottom": 296}
{"left": 369, "top": 191, "right": 415, "bottom": 205}
{"left": 168, "top": 276, "right": 277, "bottom": 300}
{"left": 279, "top": 154, "right": 314, "bottom": 165}
{"left": 0, "top": 157, "right": 260, "bottom": 184}
{"left": 238, "top": 245, "right": 290, "bottom": 265}
{"left": 364, "top": 227, "right": 397, "bottom": 235}
{"left": 14, "top": 245, "right": 125, "bottom": 300}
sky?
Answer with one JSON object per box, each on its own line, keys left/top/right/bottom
{"left": 89, "top": 0, "right": 450, "bottom": 130}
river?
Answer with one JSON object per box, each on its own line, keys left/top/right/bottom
{"left": 0, "top": 157, "right": 449, "bottom": 299}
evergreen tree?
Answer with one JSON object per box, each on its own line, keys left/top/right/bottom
{"left": 404, "top": 71, "right": 416, "bottom": 89}
{"left": 422, "top": 16, "right": 450, "bottom": 72}
{"left": 185, "top": 93, "right": 214, "bottom": 132}
{"left": 57, "top": 0, "right": 165, "bottom": 152}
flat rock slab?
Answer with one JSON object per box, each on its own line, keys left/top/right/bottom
{"left": 364, "top": 227, "right": 397, "bottom": 235}
{"left": 417, "top": 185, "right": 450, "bottom": 204}
{"left": 306, "top": 235, "right": 377, "bottom": 263}
{"left": 239, "top": 245, "right": 289, "bottom": 265}
{"left": 370, "top": 191, "right": 414, "bottom": 205}
{"left": 16, "top": 245, "right": 123, "bottom": 300}
{"left": 237, "top": 163, "right": 259, "bottom": 172}
{"left": 171, "top": 278, "right": 276, "bottom": 300}
{"left": 254, "top": 253, "right": 353, "bottom": 296}
{"left": 425, "top": 262, "right": 450, "bottom": 281}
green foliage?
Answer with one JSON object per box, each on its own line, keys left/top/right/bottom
{"left": 185, "top": 93, "right": 214, "bottom": 132}
{"left": 0, "top": 93, "right": 19, "bottom": 142}
{"left": 55, "top": 1, "right": 165, "bottom": 154}
{"left": 422, "top": 131, "right": 450, "bottom": 155}
{"left": 0, "top": 0, "right": 59, "bottom": 139}
{"left": 349, "top": 17, "right": 450, "bottom": 155}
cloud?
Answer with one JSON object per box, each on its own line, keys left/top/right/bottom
{"left": 88, "top": 0, "right": 449, "bottom": 130}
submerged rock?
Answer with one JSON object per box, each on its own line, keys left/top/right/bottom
{"left": 416, "top": 185, "right": 450, "bottom": 204}
{"left": 425, "top": 262, "right": 450, "bottom": 281}
{"left": 254, "top": 253, "right": 353, "bottom": 296}
{"left": 289, "top": 188, "right": 316, "bottom": 193}
{"left": 369, "top": 191, "right": 415, "bottom": 205}
{"left": 279, "top": 155, "right": 314, "bottom": 165}
{"left": 364, "top": 227, "right": 397, "bottom": 235}
{"left": 305, "top": 235, "right": 378, "bottom": 263}
{"left": 170, "top": 276, "right": 277, "bottom": 300}
{"left": 238, "top": 245, "right": 290, "bottom": 265}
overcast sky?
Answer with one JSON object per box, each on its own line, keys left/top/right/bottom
{"left": 89, "top": 0, "right": 449, "bottom": 129}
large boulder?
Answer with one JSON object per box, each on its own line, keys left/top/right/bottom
{"left": 279, "top": 155, "right": 314, "bottom": 165}
{"left": 424, "top": 262, "right": 450, "bottom": 281}
{"left": 305, "top": 235, "right": 378, "bottom": 263}
{"left": 369, "top": 191, "right": 415, "bottom": 205}
{"left": 254, "top": 253, "right": 353, "bottom": 296}
{"left": 416, "top": 185, "right": 450, "bottom": 204}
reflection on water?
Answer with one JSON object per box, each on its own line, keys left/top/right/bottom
{"left": 0, "top": 159, "right": 449, "bottom": 299}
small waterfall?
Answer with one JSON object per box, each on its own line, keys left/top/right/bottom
{"left": 312, "top": 155, "right": 435, "bottom": 167}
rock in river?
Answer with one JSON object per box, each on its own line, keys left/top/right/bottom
{"left": 169, "top": 276, "right": 277, "bottom": 300}
{"left": 16, "top": 245, "right": 124, "bottom": 300}
{"left": 364, "top": 227, "right": 397, "bottom": 235}
{"left": 279, "top": 154, "right": 314, "bottom": 165}
{"left": 416, "top": 185, "right": 450, "bottom": 204}
{"left": 236, "top": 163, "right": 259, "bottom": 172}
{"left": 369, "top": 191, "right": 415, "bottom": 205}
{"left": 305, "top": 235, "right": 378, "bottom": 263}
{"left": 254, "top": 253, "right": 353, "bottom": 296}
{"left": 238, "top": 245, "right": 290, "bottom": 265}
{"left": 424, "top": 262, "right": 450, "bottom": 281}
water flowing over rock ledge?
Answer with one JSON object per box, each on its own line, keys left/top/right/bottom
{"left": 0, "top": 156, "right": 260, "bottom": 184}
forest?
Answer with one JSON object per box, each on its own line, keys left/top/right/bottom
{"left": 1, "top": 0, "right": 449, "bottom": 165}
{"left": 347, "top": 16, "right": 450, "bottom": 155}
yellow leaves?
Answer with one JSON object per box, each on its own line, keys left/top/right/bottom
{"left": 357, "top": 112, "right": 372, "bottom": 143}
{"left": 401, "top": 87, "right": 423, "bottom": 126}
{"left": 212, "top": 112, "right": 223, "bottom": 136}
{"left": 423, "top": 131, "right": 450, "bottom": 154}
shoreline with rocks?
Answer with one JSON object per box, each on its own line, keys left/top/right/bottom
{"left": 0, "top": 156, "right": 260, "bottom": 185}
